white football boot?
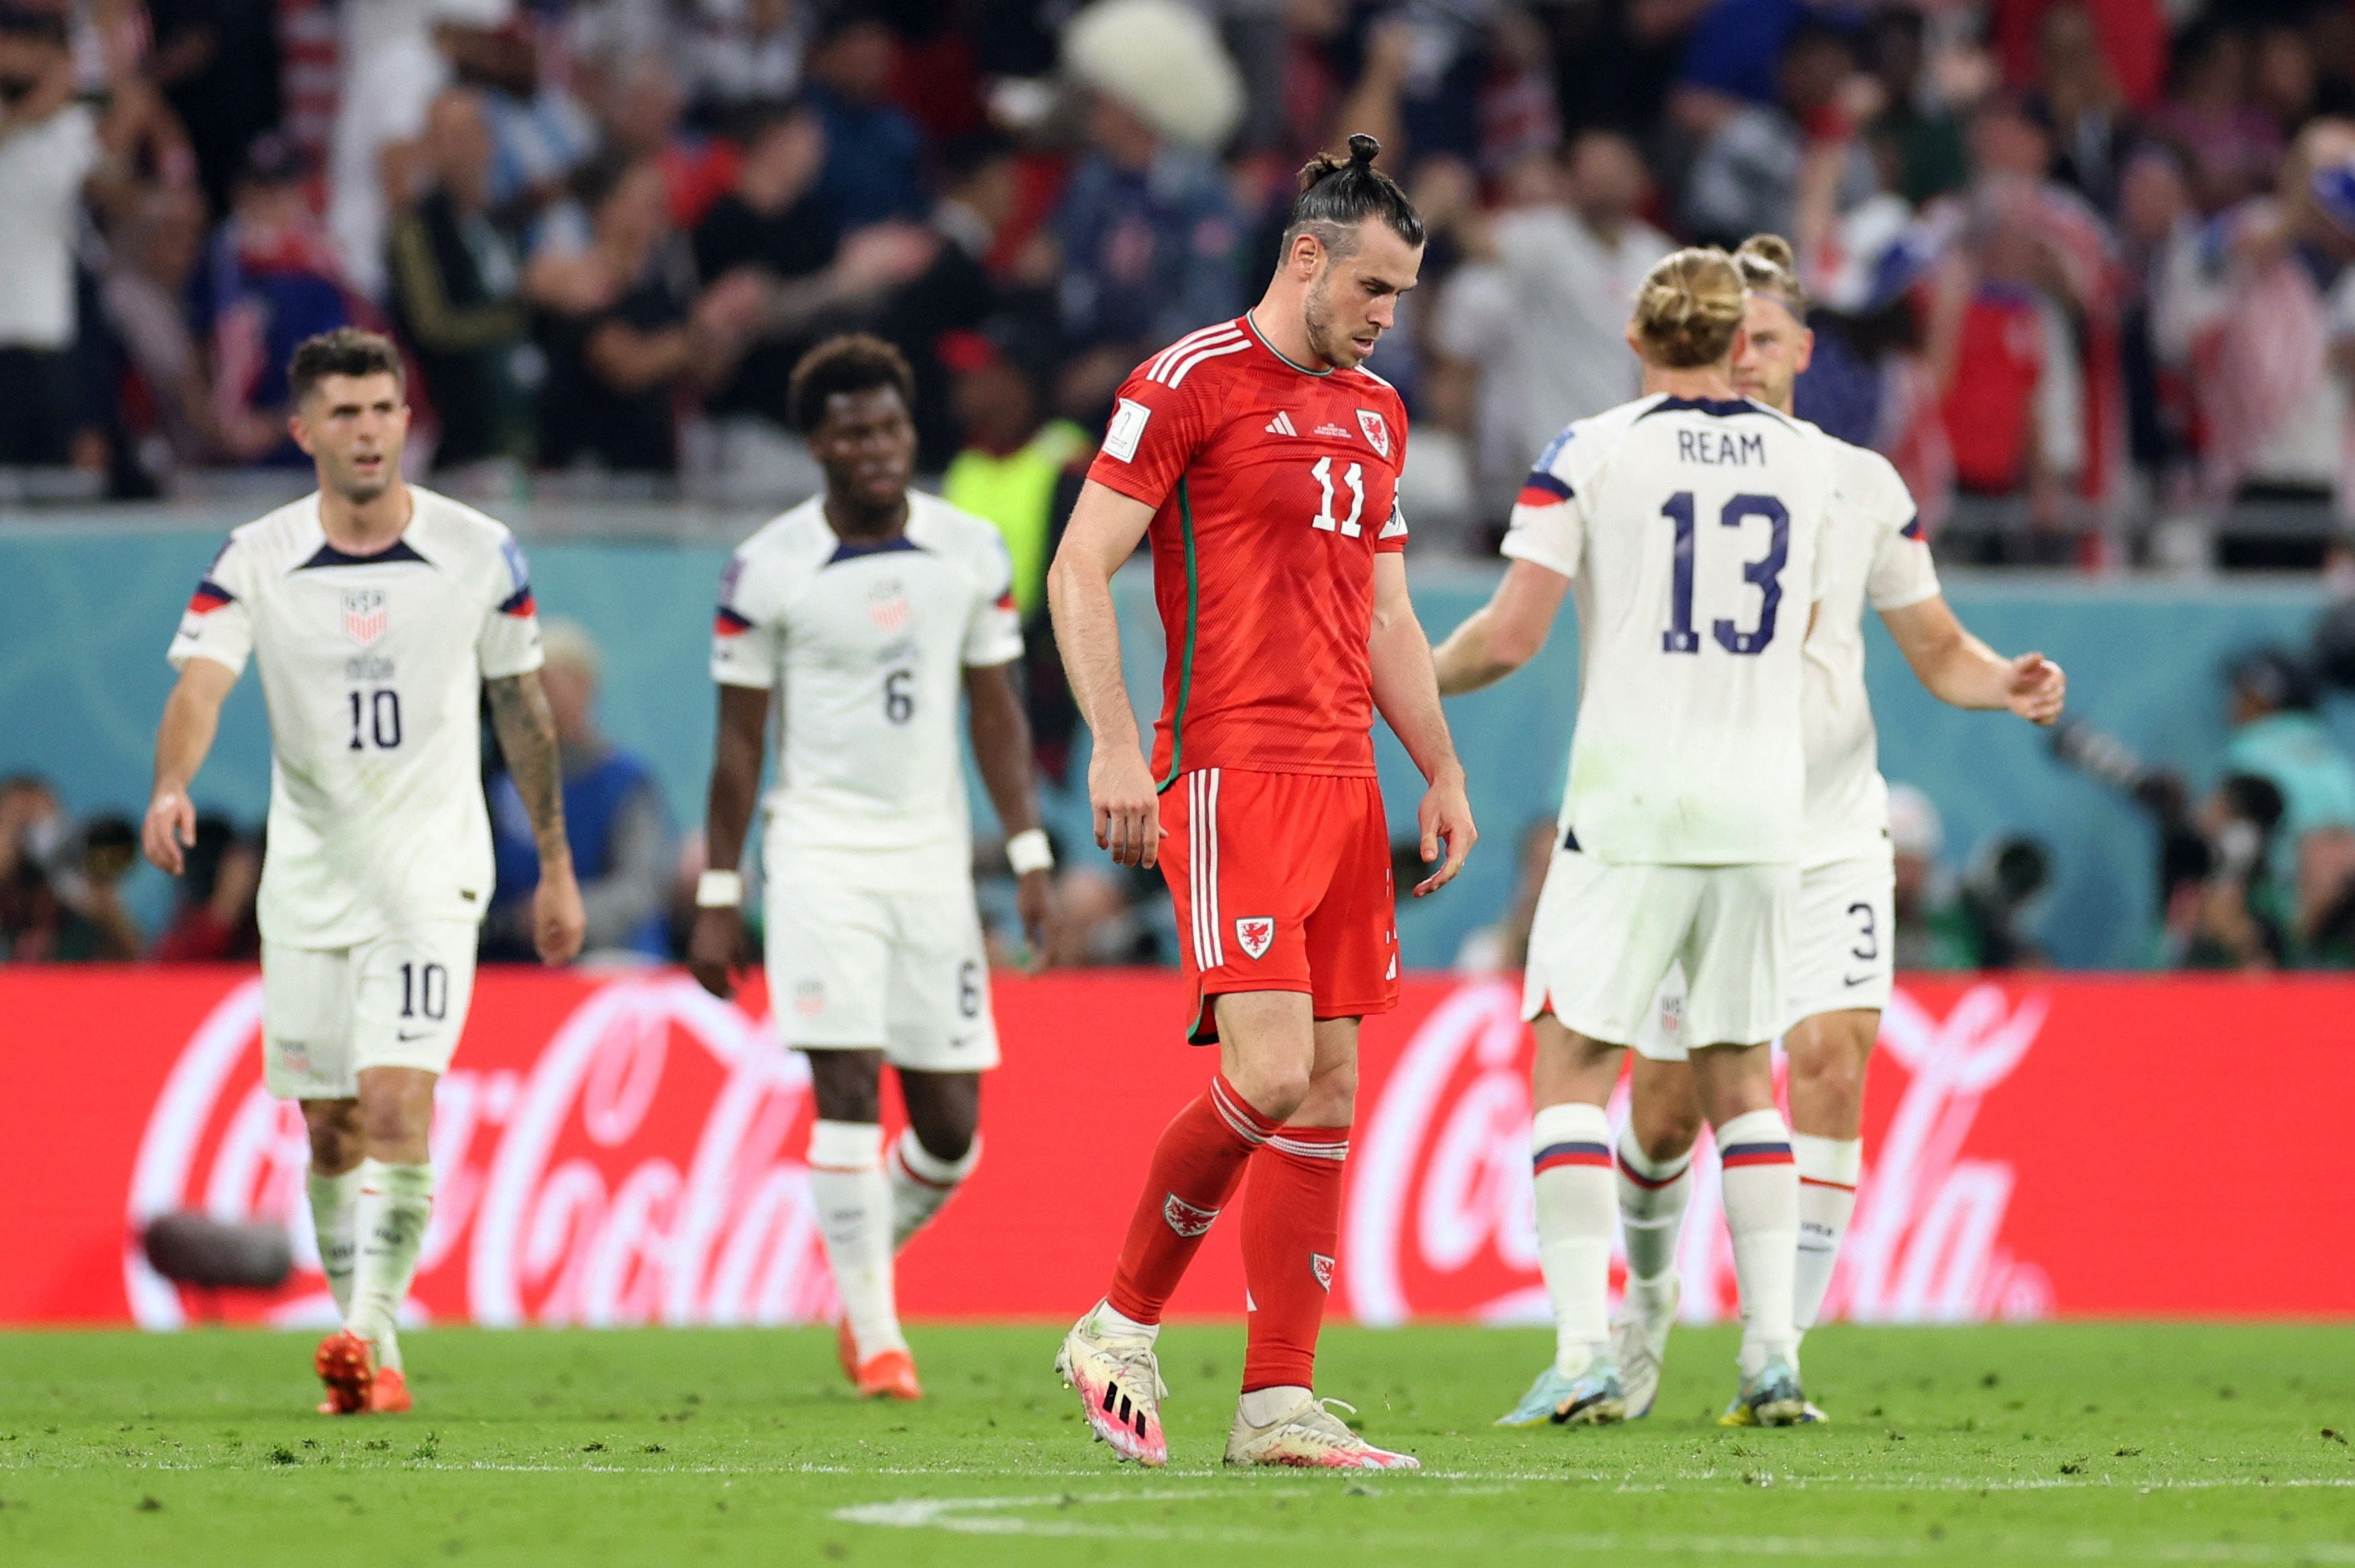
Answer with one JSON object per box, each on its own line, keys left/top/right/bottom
{"left": 1611, "top": 1273, "right": 1680, "bottom": 1419}
{"left": 1224, "top": 1395, "right": 1420, "bottom": 1469}
{"left": 1055, "top": 1303, "right": 1169, "bottom": 1466}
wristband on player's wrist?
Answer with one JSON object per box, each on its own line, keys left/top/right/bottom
{"left": 695, "top": 870, "right": 744, "bottom": 909}
{"left": 1006, "top": 829, "right": 1054, "bottom": 877}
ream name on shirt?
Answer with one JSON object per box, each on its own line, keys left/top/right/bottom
{"left": 1678, "top": 430, "right": 1765, "bottom": 466}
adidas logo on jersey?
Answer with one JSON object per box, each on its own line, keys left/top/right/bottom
{"left": 1265, "top": 411, "right": 1298, "bottom": 436}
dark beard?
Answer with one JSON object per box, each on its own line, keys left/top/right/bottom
{"left": 1302, "top": 273, "right": 1351, "bottom": 369}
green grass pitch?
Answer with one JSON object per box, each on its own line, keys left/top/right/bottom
{"left": 2, "top": 1323, "right": 2351, "bottom": 1566}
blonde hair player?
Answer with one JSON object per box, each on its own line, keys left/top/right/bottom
{"left": 145, "top": 328, "right": 586, "bottom": 1416}
{"left": 1433, "top": 246, "right": 1840, "bottom": 1427}
{"left": 1600, "top": 236, "right": 2064, "bottom": 1423}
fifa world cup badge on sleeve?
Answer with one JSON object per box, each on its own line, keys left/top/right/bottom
{"left": 1103, "top": 398, "right": 1151, "bottom": 463}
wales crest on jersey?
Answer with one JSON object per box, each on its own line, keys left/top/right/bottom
{"left": 343, "top": 589, "right": 388, "bottom": 645}
{"left": 1356, "top": 409, "right": 1391, "bottom": 458}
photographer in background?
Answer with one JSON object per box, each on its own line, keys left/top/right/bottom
{"left": 2220, "top": 649, "right": 2355, "bottom": 957}
{"left": 0, "top": 776, "right": 143, "bottom": 961}
{"left": 1887, "top": 783, "right": 2051, "bottom": 971}
{"left": 2050, "top": 714, "right": 2298, "bottom": 969}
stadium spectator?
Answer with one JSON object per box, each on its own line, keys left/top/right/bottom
{"left": 2149, "top": 21, "right": 2284, "bottom": 218}
{"left": 1887, "top": 783, "right": 1986, "bottom": 971}
{"left": 1862, "top": 6, "right": 1967, "bottom": 206}
{"left": 1049, "top": 0, "right": 1245, "bottom": 413}
{"left": 528, "top": 151, "right": 761, "bottom": 474}
{"left": 874, "top": 131, "right": 1023, "bottom": 469}
{"left": 101, "top": 183, "right": 223, "bottom": 473}
{"left": 202, "top": 135, "right": 366, "bottom": 467}
{"left": 678, "top": 0, "right": 808, "bottom": 127}
{"left": 438, "top": 18, "right": 597, "bottom": 223}
{"left": 1475, "top": 10, "right": 1561, "bottom": 181}
{"left": 1430, "top": 131, "right": 1674, "bottom": 526}
{"left": 145, "top": 0, "right": 284, "bottom": 219}
{"left": 326, "top": 0, "right": 515, "bottom": 299}
{"left": 2221, "top": 647, "right": 2355, "bottom": 955}
{"left": 2031, "top": 2, "right": 2136, "bottom": 214}
{"left": 691, "top": 98, "right": 935, "bottom": 487}
{"left": 487, "top": 619, "right": 673, "bottom": 960}
{"left": 148, "top": 814, "right": 262, "bottom": 962}
{"left": 592, "top": 46, "right": 740, "bottom": 230}
{"left": 801, "top": 9, "right": 923, "bottom": 230}
{"left": 2153, "top": 117, "right": 2355, "bottom": 565}
{"left": 0, "top": 6, "right": 141, "bottom": 470}
{"left": 388, "top": 88, "right": 536, "bottom": 476}
{"left": 1680, "top": 18, "right": 1877, "bottom": 250}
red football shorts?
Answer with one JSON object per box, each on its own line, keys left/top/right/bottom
{"left": 1158, "top": 768, "right": 1400, "bottom": 1044}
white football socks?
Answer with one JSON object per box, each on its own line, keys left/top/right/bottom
{"left": 345, "top": 1159, "right": 433, "bottom": 1373}
{"left": 1713, "top": 1108, "right": 1800, "bottom": 1378}
{"left": 1614, "top": 1127, "right": 1693, "bottom": 1293}
{"left": 1530, "top": 1102, "right": 1615, "bottom": 1378}
{"left": 809, "top": 1120, "right": 904, "bottom": 1362}
{"left": 1237, "top": 1385, "right": 1311, "bottom": 1427}
{"left": 1090, "top": 1298, "right": 1159, "bottom": 1344}
{"left": 1792, "top": 1134, "right": 1862, "bottom": 1332}
{"left": 307, "top": 1164, "right": 362, "bottom": 1319}
{"left": 888, "top": 1129, "right": 980, "bottom": 1251}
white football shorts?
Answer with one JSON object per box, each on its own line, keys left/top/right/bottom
{"left": 764, "top": 880, "right": 1000, "bottom": 1070}
{"left": 1522, "top": 848, "right": 1794, "bottom": 1054}
{"left": 260, "top": 921, "right": 483, "bottom": 1098}
{"left": 1634, "top": 845, "right": 1896, "bottom": 1061}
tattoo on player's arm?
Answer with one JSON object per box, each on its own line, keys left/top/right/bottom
{"left": 487, "top": 674, "right": 572, "bottom": 865}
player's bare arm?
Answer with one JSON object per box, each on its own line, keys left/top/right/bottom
{"left": 964, "top": 661, "right": 1056, "bottom": 955}
{"left": 142, "top": 656, "right": 239, "bottom": 875}
{"left": 1369, "top": 553, "right": 1477, "bottom": 894}
{"left": 1046, "top": 479, "right": 1161, "bottom": 868}
{"left": 1880, "top": 596, "right": 2067, "bottom": 725}
{"left": 688, "top": 683, "right": 770, "bottom": 998}
{"left": 487, "top": 672, "right": 587, "bottom": 965}
{"left": 1430, "top": 560, "right": 1570, "bottom": 696}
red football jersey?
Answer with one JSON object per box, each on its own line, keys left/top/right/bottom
{"left": 1087, "top": 314, "right": 1410, "bottom": 783}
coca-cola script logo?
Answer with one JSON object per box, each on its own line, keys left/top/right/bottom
{"left": 1343, "top": 979, "right": 2055, "bottom": 1327}
{"left": 124, "top": 976, "right": 838, "bottom": 1331}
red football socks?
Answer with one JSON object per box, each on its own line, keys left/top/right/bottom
{"left": 1107, "top": 1074, "right": 1280, "bottom": 1324}
{"left": 1240, "top": 1123, "right": 1350, "bottom": 1392}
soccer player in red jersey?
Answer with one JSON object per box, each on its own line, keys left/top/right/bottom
{"left": 1047, "top": 135, "right": 1476, "bottom": 1470}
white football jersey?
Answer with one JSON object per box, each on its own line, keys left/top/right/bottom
{"left": 711, "top": 491, "right": 1024, "bottom": 891}
{"left": 1504, "top": 394, "right": 1836, "bottom": 865}
{"left": 1799, "top": 430, "right": 1942, "bottom": 867}
{"left": 167, "top": 487, "right": 544, "bottom": 947}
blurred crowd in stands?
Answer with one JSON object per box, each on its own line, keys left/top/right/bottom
{"left": 18, "top": 0, "right": 2355, "bottom": 568}
{"left": 17, "top": 0, "right": 2355, "bottom": 973}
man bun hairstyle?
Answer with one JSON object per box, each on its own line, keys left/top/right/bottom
{"left": 1283, "top": 132, "right": 1425, "bottom": 259}
{"left": 787, "top": 332, "right": 915, "bottom": 434}
{"left": 287, "top": 328, "right": 405, "bottom": 405}
{"left": 1632, "top": 246, "right": 1747, "bottom": 369}
{"left": 1734, "top": 233, "right": 1807, "bottom": 315}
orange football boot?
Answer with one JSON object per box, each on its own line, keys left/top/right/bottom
{"left": 369, "top": 1367, "right": 411, "bottom": 1414}
{"left": 315, "top": 1330, "right": 373, "bottom": 1415}
{"left": 836, "top": 1318, "right": 858, "bottom": 1383}
{"left": 854, "top": 1348, "right": 923, "bottom": 1401}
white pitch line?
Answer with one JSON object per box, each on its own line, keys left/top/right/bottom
{"left": 826, "top": 1491, "right": 2355, "bottom": 1561}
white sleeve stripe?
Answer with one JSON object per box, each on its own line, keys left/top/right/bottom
{"left": 1149, "top": 324, "right": 1244, "bottom": 381}
{"left": 1163, "top": 338, "right": 1251, "bottom": 388}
